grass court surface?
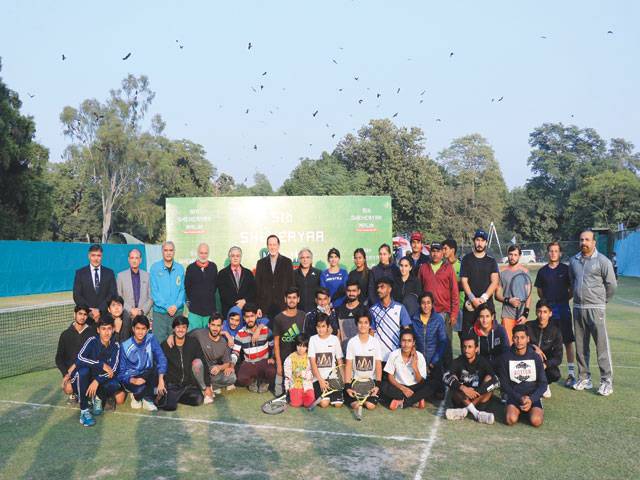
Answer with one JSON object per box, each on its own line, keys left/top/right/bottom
{"left": 0, "top": 276, "right": 639, "bottom": 479}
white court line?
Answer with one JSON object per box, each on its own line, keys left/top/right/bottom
{"left": 615, "top": 365, "right": 640, "bottom": 370}
{"left": 617, "top": 297, "right": 640, "bottom": 307}
{"left": 413, "top": 397, "right": 446, "bottom": 480}
{"left": 0, "top": 399, "right": 429, "bottom": 444}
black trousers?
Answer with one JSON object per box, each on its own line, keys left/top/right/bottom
{"left": 381, "top": 380, "right": 436, "bottom": 407}
{"left": 156, "top": 383, "right": 204, "bottom": 411}
{"left": 545, "top": 366, "right": 561, "bottom": 384}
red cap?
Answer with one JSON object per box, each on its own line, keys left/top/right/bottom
{"left": 410, "top": 232, "right": 423, "bottom": 242}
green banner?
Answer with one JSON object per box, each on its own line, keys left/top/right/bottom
{"left": 166, "top": 196, "right": 392, "bottom": 270}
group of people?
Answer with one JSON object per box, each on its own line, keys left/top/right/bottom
{"left": 57, "top": 228, "right": 617, "bottom": 428}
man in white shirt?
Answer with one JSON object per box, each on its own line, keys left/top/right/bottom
{"left": 308, "top": 314, "right": 344, "bottom": 408}
{"left": 382, "top": 329, "right": 433, "bottom": 410}
{"left": 344, "top": 313, "right": 382, "bottom": 411}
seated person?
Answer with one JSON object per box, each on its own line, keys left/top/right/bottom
{"left": 118, "top": 315, "right": 167, "bottom": 411}
{"left": 189, "top": 313, "right": 237, "bottom": 402}
{"left": 231, "top": 303, "right": 276, "bottom": 393}
{"left": 344, "top": 313, "right": 382, "bottom": 411}
{"left": 526, "top": 299, "right": 564, "bottom": 398}
{"left": 303, "top": 287, "right": 339, "bottom": 335}
{"left": 411, "top": 292, "right": 448, "bottom": 395}
{"left": 75, "top": 316, "right": 125, "bottom": 427}
{"left": 283, "top": 334, "right": 315, "bottom": 408}
{"left": 222, "top": 306, "right": 267, "bottom": 347}
{"left": 55, "top": 304, "right": 96, "bottom": 402}
{"left": 382, "top": 329, "right": 432, "bottom": 410}
{"left": 498, "top": 324, "right": 547, "bottom": 428}
{"left": 308, "top": 314, "right": 344, "bottom": 408}
{"left": 443, "top": 334, "right": 499, "bottom": 424}
{"left": 107, "top": 295, "right": 132, "bottom": 343}
{"left": 158, "top": 316, "right": 210, "bottom": 411}
{"left": 467, "top": 304, "right": 509, "bottom": 370}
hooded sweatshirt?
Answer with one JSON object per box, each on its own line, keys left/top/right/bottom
{"left": 498, "top": 344, "right": 548, "bottom": 404}
{"left": 118, "top": 332, "right": 167, "bottom": 384}
{"left": 222, "top": 305, "right": 268, "bottom": 337}
{"left": 468, "top": 321, "right": 509, "bottom": 367}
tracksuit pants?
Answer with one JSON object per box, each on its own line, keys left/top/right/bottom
{"left": 381, "top": 380, "right": 436, "bottom": 407}
{"left": 156, "top": 384, "right": 203, "bottom": 411}
{"left": 573, "top": 308, "right": 613, "bottom": 382}
{"left": 75, "top": 367, "right": 121, "bottom": 410}
{"left": 123, "top": 369, "right": 159, "bottom": 402}
{"left": 191, "top": 358, "right": 237, "bottom": 390}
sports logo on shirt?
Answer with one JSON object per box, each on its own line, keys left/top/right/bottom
{"left": 509, "top": 359, "right": 537, "bottom": 384}
{"left": 316, "top": 352, "right": 334, "bottom": 369}
{"left": 460, "top": 369, "right": 480, "bottom": 388}
{"left": 355, "top": 356, "right": 373, "bottom": 372}
{"left": 176, "top": 276, "right": 181, "bottom": 286}
{"left": 282, "top": 324, "right": 301, "bottom": 343}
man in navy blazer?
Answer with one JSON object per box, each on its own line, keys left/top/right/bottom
{"left": 73, "top": 244, "right": 117, "bottom": 324}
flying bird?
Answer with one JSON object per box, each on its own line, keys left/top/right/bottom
{"left": 392, "top": 112, "right": 398, "bottom": 118}
{"left": 262, "top": 71, "right": 267, "bottom": 76}
{"left": 449, "top": 52, "right": 454, "bottom": 58}
{"left": 312, "top": 110, "right": 318, "bottom": 117}
{"left": 540, "top": 35, "right": 547, "bottom": 39}
{"left": 377, "top": 93, "right": 381, "bottom": 98}
{"left": 607, "top": 30, "right": 613, "bottom": 34}
{"left": 354, "top": 76, "right": 359, "bottom": 81}
{"left": 253, "top": 144, "right": 257, "bottom": 150}
{"left": 245, "top": 108, "right": 250, "bottom": 114}
{"left": 332, "top": 59, "right": 338, "bottom": 64}
{"left": 358, "top": 99, "right": 363, "bottom": 104}
{"left": 27, "top": 92, "right": 35, "bottom": 98}
{"left": 498, "top": 96, "right": 504, "bottom": 102}
{"left": 61, "top": 54, "right": 66, "bottom": 61}
{"left": 122, "top": 52, "right": 132, "bottom": 60}
{"left": 248, "top": 42, "right": 252, "bottom": 50}
{"left": 396, "top": 88, "right": 400, "bottom": 94}
{"left": 420, "top": 90, "right": 426, "bottom": 95}
{"left": 260, "top": 85, "right": 264, "bottom": 90}
{"left": 435, "top": 118, "right": 442, "bottom": 122}
{"left": 338, "top": 88, "right": 343, "bottom": 92}
{"left": 331, "top": 133, "right": 336, "bottom": 138}
{"left": 419, "top": 99, "right": 424, "bottom": 104}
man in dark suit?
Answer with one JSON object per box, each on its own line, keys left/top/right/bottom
{"left": 73, "top": 244, "right": 117, "bottom": 324}
{"left": 217, "top": 246, "right": 257, "bottom": 318}
{"left": 255, "top": 235, "right": 294, "bottom": 321}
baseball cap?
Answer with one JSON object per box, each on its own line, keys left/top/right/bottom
{"left": 430, "top": 242, "right": 442, "bottom": 250}
{"left": 473, "top": 229, "right": 488, "bottom": 241}
{"left": 410, "top": 232, "right": 423, "bottom": 242}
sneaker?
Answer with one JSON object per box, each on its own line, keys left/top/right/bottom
{"left": 226, "top": 385, "right": 236, "bottom": 391}
{"left": 597, "top": 380, "right": 613, "bottom": 397}
{"left": 142, "top": 399, "right": 158, "bottom": 411}
{"left": 445, "top": 408, "right": 468, "bottom": 421}
{"left": 542, "top": 386, "right": 552, "bottom": 399}
{"left": 258, "top": 382, "right": 270, "bottom": 394}
{"left": 213, "top": 388, "right": 222, "bottom": 395}
{"left": 130, "top": 397, "right": 142, "bottom": 409}
{"left": 92, "top": 397, "right": 103, "bottom": 416}
{"left": 203, "top": 395, "right": 215, "bottom": 405}
{"left": 564, "top": 374, "right": 576, "bottom": 388}
{"left": 500, "top": 392, "right": 507, "bottom": 404}
{"left": 248, "top": 380, "right": 259, "bottom": 393}
{"left": 389, "top": 399, "right": 404, "bottom": 411}
{"left": 67, "top": 394, "right": 78, "bottom": 405}
{"left": 572, "top": 377, "right": 593, "bottom": 391}
{"left": 477, "top": 411, "right": 495, "bottom": 425}
{"left": 79, "top": 410, "right": 96, "bottom": 427}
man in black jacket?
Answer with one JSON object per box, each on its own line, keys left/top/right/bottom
{"left": 158, "top": 316, "right": 209, "bottom": 411}
{"left": 73, "top": 244, "right": 117, "bottom": 324}
{"left": 255, "top": 235, "right": 294, "bottom": 321}
{"left": 55, "top": 305, "right": 95, "bottom": 401}
{"left": 527, "top": 299, "right": 564, "bottom": 398}
{"left": 185, "top": 243, "right": 218, "bottom": 331}
{"left": 294, "top": 248, "right": 321, "bottom": 313}
{"left": 217, "top": 246, "right": 257, "bottom": 318}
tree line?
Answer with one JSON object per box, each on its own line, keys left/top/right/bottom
{"left": 2, "top": 68, "right": 639, "bottom": 246}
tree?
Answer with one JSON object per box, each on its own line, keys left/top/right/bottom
{"left": 0, "top": 58, "right": 52, "bottom": 239}
{"left": 438, "top": 134, "right": 508, "bottom": 245}
{"left": 333, "top": 119, "right": 446, "bottom": 237}
{"left": 60, "top": 75, "right": 155, "bottom": 242}
{"left": 607, "top": 138, "right": 640, "bottom": 175}
{"left": 232, "top": 172, "right": 275, "bottom": 197}
{"left": 504, "top": 186, "right": 559, "bottom": 243}
{"left": 280, "top": 152, "right": 368, "bottom": 196}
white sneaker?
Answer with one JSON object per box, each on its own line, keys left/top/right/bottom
{"left": 213, "top": 388, "right": 222, "bottom": 395}
{"left": 572, "top": 377, "right": 593, "bottom": 391}
{"left": 203, "top": 395, "right": 215, "bottom": 405}
{"left": 543, "top": 386, "right": 552, "bottom": 398}
{"left": 142, "top": 399, "right": 158, "bottom": 411}
{"left": 477, "top": 411, "right": 495, "bottom": 425}
{"left": 130, "top": 398, "right": 142, "bottom": 409}
{"left": 445, "top": 408, "right": 468, "bottom": 421}
{"left": 597, "top": 381, "right": 613, "bottom": 397}
{"left": 226, "top": 385, "right": 236, "bottom": 391}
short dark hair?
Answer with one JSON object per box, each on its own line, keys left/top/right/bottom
{"left": 327, "top": 247, "right": 341, "bottom": 259}
{"left": 74, "top": 304, "right": 90, "bottom": 314}
{"left": 294, "top": 334, "right": 309, "bottom": 348}
{"left": 536, "top": 298, "right": 553, "bottom": 311}
{"left": 285, "top": 286, "right": 300, "bottom": 297}
{"left": 507, "top": 244, "right": 522, "bottom": 254}
{"left": 132, "top": 314, "right": 150, "bottom": 329}
{"left": 419, "top": 291, "right": 435, "bottom": 304}
{"left": 172, "top": 315, "right": 189, "bottom": 329}
{"left": 315, "top": 313, "right": 329, "bottom": 326}
{"left": 461, "top": 333, "right": 478, "bottom": 346}
{"left": 512, "top": 324, "right": 528, "bottom": 336}
{"left": 209, "top": 313, "right": 223, "bottom": 324}
{"left": 376, "top": 277, "right": 393, "bottom": 288}
{"left": 546, "top": 241, "right": 562, "bottom": 252}
{"left": 315, "top": 287, "right": 330, "bottom": 298}
{"left": 442, "top": 238, "right": 457, "bottom": 253}
{"left": 242, "top": 303, "right": 259, "bottom": 314}
{"left": 475, "top": 303, "right": 495, "bottom": 320}
{"left": 266, "top": 234, "right": 280, "bottom": 245}
{"left": 346, "top": 279, "right": 361, "bottom": 289}
{"left": 88, "top": 244, "right": 103, "bottom": 253}
{"left": 400, "top": 328, "right": 416, "bottom": 342}
{"left": 356, "top": 312, "right": 371, "bottom": 324}
{"left": 98, "top": 314, "right": 114, "bottom": 328}
{"left": 108, "top": 295, "right": 124, "bottom": 307}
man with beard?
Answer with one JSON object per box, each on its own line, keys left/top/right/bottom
{"left": 569, "top": 230, "right": 617, "bottom": 396}
{"left": 527, "top": 299, "right": 564, "bottom": 398}
{"left": 273, "top": 287, "right": 306, "bottom": 396}
{"left": 404, "top": 232, "right": 430, "bottom": 276}
{"left": 184, "top": 243, "right": 218, "bottom": 331}
{"left": 496, "top": 245, "right": 531, "bottom": 345}
{"left": 336, "top": 280, "right": 368, "bottom": 353}
{"left": 460, "top": 229, "right": 500, "bottom": 338}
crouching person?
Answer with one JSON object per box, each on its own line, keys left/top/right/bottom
{"left": 157, "top": 316, "right": 209, "bottom": 411}
{"left": 118, "top": 315, "right": 168, "bottom": 411}
{"left": 76, "top": 316, "right": 125, "bottom": 427}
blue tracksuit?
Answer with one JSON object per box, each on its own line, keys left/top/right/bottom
{"left": 411, "top": 311, "right": 447, "bottom": 366}
{"left": 150, "top": 261, "right": 186, "bottom": 314}
{"left": 118, "top": 333, "right": 168, "bottom": 401}
{"left": 75, "top": 336, "right": 121, "bottom": 410}
{"left": 320, "top": 268, "right": 348, "bottom": 307}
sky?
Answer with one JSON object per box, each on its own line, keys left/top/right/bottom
{"left": 1, "top": 0, "right": 639, "bottom": 189}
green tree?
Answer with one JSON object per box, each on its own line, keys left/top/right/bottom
{"left": 232, "top": 172, "right": 275, "bottom": 197}
{"left": 504, "top": 186, "right": 559, "bottom": 243}
{"left": 438, "top": 134, "right": 508, "bottom": 245}
{"left": 0, "top": 59, "right": 52, "bottom": 239}
{"left": 333, "top": 119, "right": 446, "bottom": 237}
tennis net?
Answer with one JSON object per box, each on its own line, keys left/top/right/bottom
{"left": 0, "top": 300, "right": 75, "bottom": 379}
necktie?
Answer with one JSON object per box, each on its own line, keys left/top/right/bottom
{"left": 234, "top": 268, "right": 241, "bottom": 286}
{"left": 94, "top": 267, "right": 100, "bottom": 292}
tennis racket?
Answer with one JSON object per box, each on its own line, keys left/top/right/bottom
{"left": 261, "top": 393, "right": 288, "bottom": 415}
{"left": 351, "top": 378, "right": 375, "bottom": 421}
{"left": 507, "top": 271, "right": 532, "bottom": 320}
{"left": 307, "top": 366, "right": 344, "bottom": 411}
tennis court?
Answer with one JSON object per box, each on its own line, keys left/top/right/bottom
{"left": 0, "top": 275, "right": 639, "bottom": 479}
